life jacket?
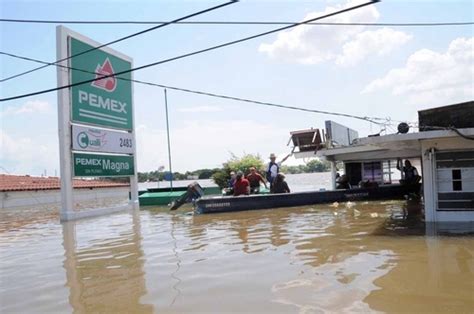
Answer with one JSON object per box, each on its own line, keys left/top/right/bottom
{"left": 266, "top": 161, "right": 279, "bottom": 182}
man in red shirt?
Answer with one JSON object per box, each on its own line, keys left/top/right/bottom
{"left": 246, "top": 167, "right": 267, "bottom": 194}
{"left": 233, "top": 171, "right": 250, "bottom": 196}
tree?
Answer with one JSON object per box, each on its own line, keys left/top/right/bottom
{"left": 306, "top": 159, "right": 331, "bottom": 172}
{"left": 197, "top": 169, "right": 217, "bottom": 179}
{"left": 212, "top": 153, "right": 265, "bottom": 188}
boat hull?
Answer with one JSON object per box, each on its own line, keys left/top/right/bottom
{"left": 195, "top": 184, "right": 420, "bottom": 214}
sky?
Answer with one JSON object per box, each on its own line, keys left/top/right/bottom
{"left": 1, "top": 0, "right": 473, "bottom": 176}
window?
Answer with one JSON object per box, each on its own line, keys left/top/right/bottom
{"left": 363, "top": 162, "right": 382, "bottom": 183}
{"left": 452, "top": 169, "right": 462, "bottom": 191}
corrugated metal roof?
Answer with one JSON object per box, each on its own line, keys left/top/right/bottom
{"left": 0, "top": 174, "right": 130, "bottom": 192}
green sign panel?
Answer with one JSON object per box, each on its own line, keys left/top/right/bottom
{"left": 73, "top": 153, "right": 135, "bottom": 177}
{"left": 70, "top": 38, "right": 133, "bottom": 130}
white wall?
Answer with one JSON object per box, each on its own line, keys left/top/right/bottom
{"left": 0, "top": 187, "right": 130, "bottom": 210}
{"left": 421, "top": 136, "right": 474, "bottom": 222}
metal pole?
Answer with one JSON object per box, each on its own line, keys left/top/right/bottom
{"left": 57, "top": 26, "right": 74, "bottom": 221}
{"left": 330, "top": 161, "right": 337, "bottom": 190}
{"left": 164, "top": 89, "right": 173, "bottom": 189}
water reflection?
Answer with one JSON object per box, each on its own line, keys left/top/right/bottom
{"left": 1, "top": 200, "right": 473, "bottom": 313}
{"left": 366, "top": 235, "right": 474, "bottom": 313}
{"left": 169, "top": 214, "right": 183, "bottom": 306}
{"left": 62, "top": 210, "right": 153, "bottom": 313}
{"left": 161, "top": 202, "right": 473, "bottom": 312}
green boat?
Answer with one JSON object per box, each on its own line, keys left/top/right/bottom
{"left": 138, "top": 185, "right": 221, "bottom": 206}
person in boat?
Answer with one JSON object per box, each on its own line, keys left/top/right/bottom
{"left": 336, "top": 174, "right": 350, "bottom": 189}
{"left": 246, "top": 167, "right": 268, "bottom": 194}
{"left": 397, "top": 159, "right": 421, "bottom": 185}
{"left": 266, "top": 153, "right": 291, "bottom": 188}
{"left": 358, "top": 179, "right": 379, "bottom": 189}
{"left": 223, "top": 171, "right": 237, "bottom": 195}
{"left": 233, "top": 171, "right": 250, "bottom": 196}
{"left": 271, "top": 173, "right": 290, "bottom": 194}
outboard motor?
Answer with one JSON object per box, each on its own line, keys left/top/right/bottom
{"left": 169, "top": 182, "right": 204, "bottom": 211}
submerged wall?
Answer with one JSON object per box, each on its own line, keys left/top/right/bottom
{"left": 0, "top": 187, "right": 130, "bottom": 210}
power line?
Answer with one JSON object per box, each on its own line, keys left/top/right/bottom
{"left": 0, "top": 0, "right": 238, "bottom": 83}
{"left": 1, "top": 50, "right": 390, "bottom": 125}
{"left": 2, "top": 18, "right": 472, "bottom": 26}
{"left": 0, "top": 0, "right": 379, "bottom": 102}
{"left": 410, "top": 124, "right": 474, "bottom": 140}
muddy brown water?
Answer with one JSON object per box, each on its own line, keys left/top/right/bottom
{"left": 1, "top": 197, "right": 473, "bottom": 313}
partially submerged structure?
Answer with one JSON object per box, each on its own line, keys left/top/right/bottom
{"left": 294, "top": 101, "right": 474, "bottom": 223}
{"left": 0, "top": 174, "right": 130, "bottom": 210}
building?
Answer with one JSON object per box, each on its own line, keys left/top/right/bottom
{"left": 294, "top": 101, "right": 474, "bottom": 223}
{"left": 0, "top": 174, "right": 130, "bottom": 210}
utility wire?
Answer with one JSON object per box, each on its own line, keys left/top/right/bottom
{"left": 0, "top": 0, "right": 238, "bottom": 83}
{"left": 2, "top": 18, "right": 472, "bottom": 26}
{"left": 0, "top": 0, "right": 379, "bottom": 102}
{"left": 1, "top": 50, "right": 390, "bottom": 125}
{"left": 411, "top": 124, "right": 474, "bottom": 140}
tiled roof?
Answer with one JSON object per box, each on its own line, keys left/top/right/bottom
{"left": 0, "top": 174, "right": 130, "bottom": 192}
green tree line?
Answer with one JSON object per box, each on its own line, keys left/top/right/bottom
{"left": 281, "top": 159, "right": 331, "bottom": 174}
{"left": 136, "top": 168, "right": 221, "bottom": 182}
{"left": 211, "top": 154, "right": 330, "bottom": 188}
{"left": 104, "top": 154, "right": 330, "bottom": 185}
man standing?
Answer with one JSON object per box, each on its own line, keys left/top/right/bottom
{"left": 397, "top": 159, "right": 421, "bottom": 184}
{"left": 266, "top": 153, "right": 291, "bottom": 187}
{"left": 246, "top": 167, "right": 267, "bottom": 194}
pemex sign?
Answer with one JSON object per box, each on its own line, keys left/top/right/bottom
{"left": 70, "top": 37, "right": 133, "bottom": 130}
{"left": 57, "top": 26, "right": 139, "bottom": 220}
{"left": 73, "top": 153, "right": 135, "bottom": 177}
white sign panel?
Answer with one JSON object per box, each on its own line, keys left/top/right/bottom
{"left": 72, "top": 125, "right": 133, "bottom": 154}
{"left": 325, "top": 120, "right": 359, "bottom": 146}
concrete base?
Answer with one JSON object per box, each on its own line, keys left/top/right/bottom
{"left": 425, "top": 221, "right": 474, "bottom": 236}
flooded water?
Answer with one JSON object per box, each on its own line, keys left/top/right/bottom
{"left": 1, "top": 174, "right": 473, "bottom": 313}
{"left": 139, "top": 172, "right": 333, "bottom": 192}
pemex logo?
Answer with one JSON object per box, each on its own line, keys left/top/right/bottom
{"left": 91, "top": 58, "right": 117, "bottom": 92}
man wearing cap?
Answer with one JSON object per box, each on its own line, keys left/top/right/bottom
{"left": 266, "top": 153, "right": 291, "bottom": 187}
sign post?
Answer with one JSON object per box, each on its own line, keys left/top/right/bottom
{"left": 57, "top": 25, "right": 138, "bottom": 221}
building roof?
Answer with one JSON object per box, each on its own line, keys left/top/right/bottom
{"left": 0, "top": 174, "right": 130, "bottom": 192}
{"left": 294, "top": 128, "right": 474, "bottom": 162}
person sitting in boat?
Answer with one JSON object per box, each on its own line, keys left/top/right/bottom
{"left": 358, "top": 179, "right": 379, "bottom": 189}
{"left": 247, "top": 167, "right": 268, "bottom": 194}
{"left": 397, "top": 159, "right": 421, "bottom": 185}
{"left": 223, "top": 171, "right": 237, "bottom": 195}
{"left": 233, "top": 171, "right": 250, "bottom": 196}
{"left": 271, "top": 173, "right": 290, "bottom": 194}
{"left": 266, "top": 153, "right": 291, "bottom": 187}
{"left": 336, "top": 174, "right": 350, "bottom": 189}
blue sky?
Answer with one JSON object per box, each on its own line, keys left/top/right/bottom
{"left": 1, "top": 0, "right": 473, "bottom": 175}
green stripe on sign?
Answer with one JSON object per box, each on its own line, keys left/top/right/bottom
{"left": 73, "top": 153, "right": 134, "bottom": 177}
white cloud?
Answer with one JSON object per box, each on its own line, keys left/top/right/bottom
{"left": 336, "top": 28, "right": 412, "bottom": 66}
{"left": 362, "top": 37, "right": 474, "bottom": 105}
{"left": 135, "top": 120, "right": 290, "bottom": 172}
{"left": 0, "top": 130, "right": 58, "bottom": 176}
{"left": 258, "top": 0, "right": 410, "bottom": 66}
{"left": 178, "top": 105, "right": 223, "bottom": 113}
{"left": 0, "top": 100, "right": 53, "bottom": 117}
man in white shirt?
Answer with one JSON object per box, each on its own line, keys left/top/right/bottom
{"left": 266, "top": 153, "right": 291, "bottom": 187}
